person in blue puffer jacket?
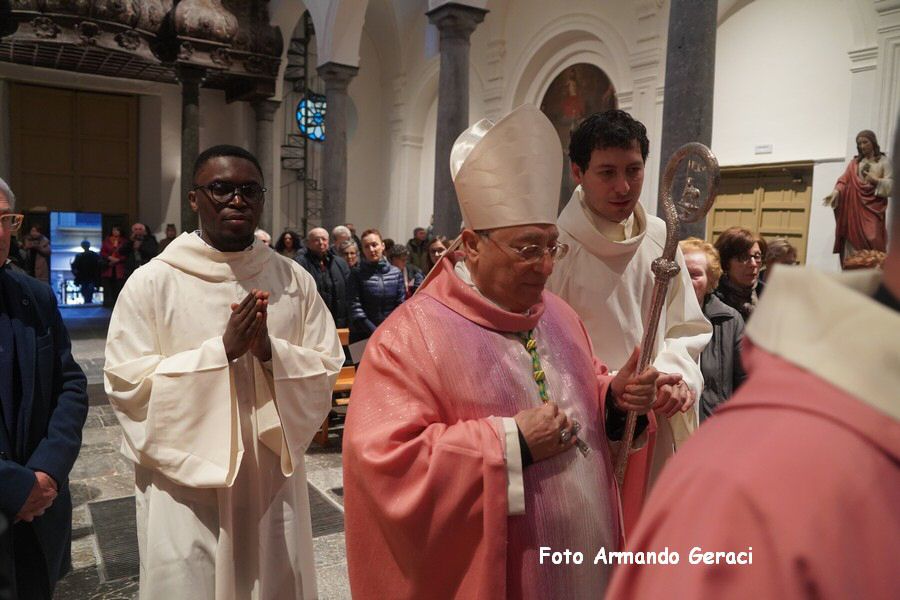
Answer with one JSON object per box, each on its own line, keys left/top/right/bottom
{"left": 347, "top": 228, "right": 406, "bottom": 342}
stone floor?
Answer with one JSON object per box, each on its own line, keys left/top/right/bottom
{"left": 52, "top": 305, "right": 350, "bottom": 599}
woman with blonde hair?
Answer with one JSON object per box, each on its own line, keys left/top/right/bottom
{"left": 681, "top": 237, "right": 746, "bottom": 421}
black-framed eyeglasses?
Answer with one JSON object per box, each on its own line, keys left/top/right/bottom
{"left": 192, "top": 181, "right": 266, "bottom": 206}
{"left": 483, "top": 234, "right": 569, "bottom": 264}
{"left": 0, "top": 213, "right": 24, "bottom": 233}
{"left": 736, "top": 253, "right": 763, "bottom": 265}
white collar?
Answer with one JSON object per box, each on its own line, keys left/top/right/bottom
{"left": 746, "top": 267, "right": 900, "bottom": 422}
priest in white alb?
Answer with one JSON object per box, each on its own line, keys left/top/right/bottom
{"left": 546, "top": 110, "right": 712, "bottom": 533}
{"left": 104, "top": 145, "right": 344, "bottom": 599}
{"left": 343, "top": 105, "right": 675, "bottom": 599}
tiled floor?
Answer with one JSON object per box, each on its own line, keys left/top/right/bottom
{"left": 53, "top": 306, "right": 350, "bottom": 599}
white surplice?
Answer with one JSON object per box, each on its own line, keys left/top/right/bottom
{"left": 547, "top": 189, "right": 712, "bottom": 480}
{"left": 104, "top": 233, "right": 344, "bottom": 599}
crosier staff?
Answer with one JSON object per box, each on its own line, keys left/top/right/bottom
{"left": 613, "top": 142, "right": 720, "bottom": 487}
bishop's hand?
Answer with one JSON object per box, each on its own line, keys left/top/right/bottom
{"left": 610, "top": 346, "right": 664, "bottom": 414}
{"left": 514, "top": 402, "right": 576, "bottom": 463}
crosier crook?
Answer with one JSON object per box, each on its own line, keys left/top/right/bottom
{"left": 613, "top": 142, "right": 720, "bottom": 488}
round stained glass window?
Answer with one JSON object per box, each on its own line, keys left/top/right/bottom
{"left": 296, "top": 93, "right": 326, "bottom": 141}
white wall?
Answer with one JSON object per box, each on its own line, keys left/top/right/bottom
{"left": 713, "top": 0, "right": 855, "bottom": 166}
{"left": 347, "top": 29, "right": 391, "bottom": 236}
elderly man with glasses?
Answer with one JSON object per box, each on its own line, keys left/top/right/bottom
{"left": 343, "top": 106, "right": 673, "bottom": 599}
{"left": 104, "top": 145, "right": 344, "bottom": 599}
{"left": 0, "top": 178, "right": 88, "bottom": 600}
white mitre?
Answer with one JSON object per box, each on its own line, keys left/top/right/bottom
{"left": 450, "top": 104, "right": 562, "bottom": 229}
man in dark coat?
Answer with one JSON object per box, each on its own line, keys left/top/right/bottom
{"left": 0, "top": 178, "right": 89, "bottom": 600}
{"left": 297, "top": 227, "right": 351, "bottom": 328}
{"left": 70, "top": 240, "right": 102, "bottom": 304}
{"left": 122, "top": 222, "right": 158, "bottom": 279}
{"left": 406, "top": 227, "right": 430, "bottom": 272}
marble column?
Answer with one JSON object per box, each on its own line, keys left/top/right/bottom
{"left": 252, "top": 99, "right": 280, "bottom": 232}
{"left": 0, "top": 80, "right": 10, "bottom": 184}
{"left": 177, "top": 65, "right": 205, "bottom": 233}
{"left": 657, "top": 0, "right": 717, "bottom": 240}
{"left": 317, "top": 62, "right": 358, "bottom": 231}
{"left": 427, "top": 3, "right": 487, "bottom": 237}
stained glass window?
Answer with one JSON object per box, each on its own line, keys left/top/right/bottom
{"left": 296, "top": 93, "right": 326, "bottom": 141}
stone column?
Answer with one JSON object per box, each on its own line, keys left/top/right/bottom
{"left": 317, "top": 62, "right": 358, "bottom": 231}
{"left": 427, "top": 3, "right": 487, "bottom": 237}
{"left": 657, "top": 0, "right": 717, "bottom": 240}
{"left": 177, "top": 65, "right": 205, "bottom": 233}
{"left": 252, "top": 99, "right": 280, "bottom": 232}
{"left": 0, "top": 80, "right": 10, "bottom": 184}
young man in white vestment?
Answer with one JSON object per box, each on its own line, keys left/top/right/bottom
{"left": 546, "top": 111, "right": 712, "bottom": 531}
{"left": 104, "top": 145, "right": 344, "bottom": 599}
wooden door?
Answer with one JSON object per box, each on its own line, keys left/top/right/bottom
{"left": 706, "top": 163, "right": 813, "bottom": 264}
{"left": 10, "top": 83, "right": 138, "bottom": 222}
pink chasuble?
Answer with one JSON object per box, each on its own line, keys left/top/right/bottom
{"left": 608, "top": 341, "right": 900, "bottom": 599}
{"left": 343, "top": 258, "right": 622, "bottom": 599}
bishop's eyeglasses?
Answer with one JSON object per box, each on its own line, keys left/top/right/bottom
{"left": 481, "top": 233, "right": 569, "bottom": 264}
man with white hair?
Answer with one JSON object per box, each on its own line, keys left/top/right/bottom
{"left": 296, "top": 227, "right": 351, "bottom": 327}
{"left": 0, "top": 177, "right": 88, "bottom": 599}
{"left": 330, "top": 225, "right": 351, "bottom": 251}
{"left": 343, "top": 106, "right": 676, "bottom": 599}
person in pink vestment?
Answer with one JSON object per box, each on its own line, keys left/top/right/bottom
{"left": 607, "top": 118, "right": 900, "bottom": 600}
{"left": 343, "top": 105, "right": 678, "bottom": 599}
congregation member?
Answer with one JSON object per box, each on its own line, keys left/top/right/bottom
{"left": 680, "top": 238, "right": 745, "bottom": 422}
{"left": 546, "top": 110, "right": 711, "bottom": 532}
{"left": 297, "top": 227, "right": 351, "bottom": 328}
{"left": 608, "top": 116, "right": 900, "bottom": 600}
{"left": 122, "top": 223, "right": 158, "bottom": 279}
{"left": 338, "top": 239, "right": 360, "bottom": 268}
{"left": 330, "top": 225, "right": 352, "bottom": 251}
{"left": 100, "top": 225, "right": 126, "bottom": 307}
{"left": 157, "top": 223, "right": 178, "bottom": 253}
{"left": 0, "top": 177, "right": 89, "bottom": 600}
{"left": 104, "top": 145, "right": 344, "bottom": 599}
{"left": 22, "top": 225, "right": 50, "bottom": 283}
{"left": 254, "top": 228, "right": 272, "bottom": 247}
{"left": 346, "top": 228, "right": 405, "bottom": 342}
{"left": 406, "top": 227, "right": 430, "bottom": 271}
{"left": 344, "top": 223, "right": 362, "bottom": 249}
{"left": 70, "top": 239, "right": 102, "bottom": 304}
{"left": 343, "top": 105, "right": 671, "bottom": 599}
{"left": 387, "top": 243, "right": 424, "bottom": 298}
{"left": 274, "top": 230, "right": 302, "bottom": 260}
{"left": 713, "top": 226, "right": 765, "bottom": 321}
{"left": 759, "top": 237, "right": 797, "bottom": 284}
{"left": 425, "top": 235, "right": 449, "bottom": 272}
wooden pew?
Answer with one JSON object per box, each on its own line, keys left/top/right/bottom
{"left": 314, "top": 328, "right": 355, "bottom": 447}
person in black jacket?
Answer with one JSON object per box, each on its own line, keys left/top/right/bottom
{"left": 297, "top": 227, "right": 351, "bottom": 328}
{"left": 122, "top": 222, "right": 158, "bottom": 279}
{"left": 70, "top": 240, "right": 102, "bottom": 304}
{"left": 347, "top": 229, "right": 405, "bottom": 342}
{"left": 0, "top": 178, "right": 89, "bottom": 600}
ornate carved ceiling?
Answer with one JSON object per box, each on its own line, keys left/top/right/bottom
{"left": 1, "top": 0, "right": 284, "bottom": 102}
